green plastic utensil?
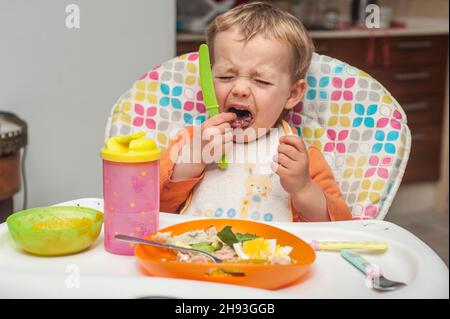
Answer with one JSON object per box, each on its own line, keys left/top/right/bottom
{"left": 199, "top": 43, "right": 228, "bottom": 169}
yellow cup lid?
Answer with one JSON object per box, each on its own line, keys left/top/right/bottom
{"left": 100, "top": 132, "right": 161, "bottom": 163}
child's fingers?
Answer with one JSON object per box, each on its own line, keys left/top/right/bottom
{"left": 270, "top": 161, "right": 279, "bottom": 174}
{"left": 205, "top": 112, "right": 237, "bottom": 127}
{"left": 223, "top": 131, "right": 233, "bottom": 144}
{"left": 270, "top": 161, "right": 289, "bottom": 176}
{"left": 213, "top": 131, "right": 233, "bottom": 152}
{"left": 203, "top": 123, "right": 232, "bottom": 140}
{"left": 215, "top": 122, "right": 233, "bottom": 133}
{"left": 277, "top": 143, "right": 300, "bottom": 161}
{"left": 202, "top": 137, "right": 230, "bottom": 163}
{"left": 208, "top": 130, "right": 232, "bottom": 146}
{"left": 280, "top": 135, "right": 307, "bottom": 153}
{"left": 273, "top": 153, "right": 296, "bottom": 169}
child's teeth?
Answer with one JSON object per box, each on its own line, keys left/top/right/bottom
{"left": 227, "top": 106, "right": 253, "bottom": 129}
{"left": 231, "top": 118, "right": 252, "bottom": 129}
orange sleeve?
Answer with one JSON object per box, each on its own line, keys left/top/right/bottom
{"left": 159, "top": 126, "right": 205, "bottom": 213}
{"left": 303, "top": 146, "right": 352, "bottom": 221}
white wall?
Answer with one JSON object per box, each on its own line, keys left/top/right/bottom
{"left": 0, "top": 0, "right": 175, "bottom": 210}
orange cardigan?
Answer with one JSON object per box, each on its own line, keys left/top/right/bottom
{"left": 160, "top": 125, "right": 352, "bottom": 222}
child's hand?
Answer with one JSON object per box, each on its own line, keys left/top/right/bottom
{"left": 194, "top": 112, "right": 236, "bottom": 165}
{"left": 172, "top": 112, "right": 236, "bottom": 181}
{"left": 271, "top": 135, "right": 312, "bottom": 195}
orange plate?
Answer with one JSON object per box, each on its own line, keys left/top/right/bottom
{"left": 135, "top": 219, "right": 316, "bottom": 290}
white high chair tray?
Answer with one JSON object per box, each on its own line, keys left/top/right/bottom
{"left": 0, "top": 198, "right": 448, "bottom": 299}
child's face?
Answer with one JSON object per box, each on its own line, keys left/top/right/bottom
{"left": 212, "top": 28, "right": 305, "bottom": 142}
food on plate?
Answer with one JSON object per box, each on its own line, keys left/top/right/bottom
{"left": 151, "top": 225, "right": 294, "bottom": 265}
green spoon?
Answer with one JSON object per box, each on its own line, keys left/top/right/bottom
{"left": 198, "top": 43, "right": 228, "bottom": 169}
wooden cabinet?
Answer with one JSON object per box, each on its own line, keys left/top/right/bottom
{"left": 376, "top": 35, "right": 445, "bottom": 183}
{"left": 370, "top": 65, "right": 445, "bottom": 96}
{"left": 177, "top": 39, "right": 204, "bottom": 56}
{"left": 374, "top": 36, "right": 448, "bottom": 67}
{"left": 404, "top": 126, "right": 443, "bottom": 182}
{"left": 177, "top": 34, "right": 449, "bottom": 183}
{"left": 313, "top": 38, "right": 369, "bottom": 70}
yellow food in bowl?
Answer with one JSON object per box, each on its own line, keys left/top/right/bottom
{"left": 30, "top": 217, "right": 93, "bottom": 230}
{"left": 7, "top": 206, "right": 103, "bottom": 256}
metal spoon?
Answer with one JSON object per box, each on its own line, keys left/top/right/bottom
{"left": 114, "top": 234, "right": 222, "bottom": 263}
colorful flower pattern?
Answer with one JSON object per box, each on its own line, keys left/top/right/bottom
{"left": 306, "top": 76, "right": 329, "bottom": 100}
{"left": 324, "top": 129, "right": 349, "bottom": 153}
{"left": 329, "top": 103, "right": 352, "bottom": 127}
{"left": 353, "top": 103, "right": 378, "bottom": 128}
{"left": 133, "top": 104, "right": 157, "bottom": 130}
{"left": 331, "top": 77, "right": 355, "bottom": 101}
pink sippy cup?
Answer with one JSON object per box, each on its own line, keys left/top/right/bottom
{"left": 100, "top": 132, "right": 161, "bottom": 255}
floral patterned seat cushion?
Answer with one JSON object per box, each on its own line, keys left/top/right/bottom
{"left": 106, "top": 52, "right": 411, "bottom": 220}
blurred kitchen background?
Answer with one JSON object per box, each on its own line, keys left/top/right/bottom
{"left": 0, "top": 1, "right": 448, "bottom": 263}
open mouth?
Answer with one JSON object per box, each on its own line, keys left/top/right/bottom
{"left": 228, "top": 106, "right": 254, "bottom": 130}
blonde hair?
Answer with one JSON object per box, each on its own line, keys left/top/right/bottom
{"left": 206, "top": 2, "right": 314, "bottom": 82}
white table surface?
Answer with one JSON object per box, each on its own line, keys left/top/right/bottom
{"left": 0, "top": 198, "right": 448, "bottom": 299}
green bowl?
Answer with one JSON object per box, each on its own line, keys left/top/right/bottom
{"left": 7, "top": 206, "right": 103, "bottom": 256}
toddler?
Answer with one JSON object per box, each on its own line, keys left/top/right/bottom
{"left": 160, "top": 2, "right": 351, "bottom": 222}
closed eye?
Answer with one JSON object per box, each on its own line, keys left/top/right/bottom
{"left": 216, "top": 76, "right": 233, "bottom": 81}
{"left": 255, "top": 79, "right": 272, "bottom": 85}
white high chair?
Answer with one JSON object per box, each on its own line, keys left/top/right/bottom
{"left": 105, "top": 52, "right": 411, "bottom": 220}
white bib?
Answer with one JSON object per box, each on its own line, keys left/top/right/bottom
{"left": 180, "top": 123, "right": 294, "bottom": 222}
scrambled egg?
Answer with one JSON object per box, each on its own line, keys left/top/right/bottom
{"left": 233, "top": 238, "right": 292, "bottom": 263}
